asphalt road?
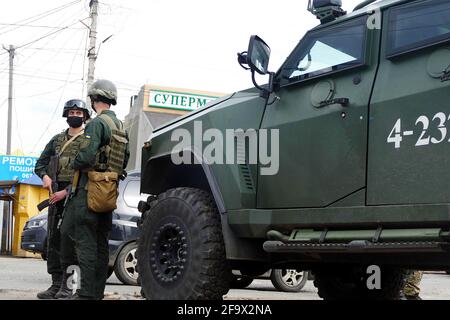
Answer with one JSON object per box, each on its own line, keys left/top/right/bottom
{"left": 0, "top": 256, "right": 449, "bottom": 300}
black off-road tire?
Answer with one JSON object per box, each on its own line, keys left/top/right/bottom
{"left": 313, "top": 265, "right": 406, "bottom": 300}
{"left": 270, "top": 269, "right": 308, "bottom": 292}
{"left": 137, "top": 187, "right": 231, "bottom": 300}
{"left": 114, "top": 242, "right": 139, "bottom": 285}
{"left": 230, "top": 275, "right": 254, "bottom": 289}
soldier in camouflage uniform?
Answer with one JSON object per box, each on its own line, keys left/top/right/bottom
{"left": 401, "top": 270, "right": 423, "bottom": 300}
{"left": 34, "top": 99, "right": 91, "bottom": 299}
{"left": 60, "top": 79, "right": 130, "bottom": 300}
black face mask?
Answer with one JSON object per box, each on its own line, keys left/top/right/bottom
{"left": 67, "top": 116, "right": 83, "bottom": 128}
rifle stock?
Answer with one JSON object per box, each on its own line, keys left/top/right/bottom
{"left": 37, "top": 199, "right": 50, "bottom": 211}
{"left": 63, "top": 170, "right": 80, "bottom": 207}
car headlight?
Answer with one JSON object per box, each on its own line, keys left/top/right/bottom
{"left": 28, "top": 219, "right": 47, "bottom": 228}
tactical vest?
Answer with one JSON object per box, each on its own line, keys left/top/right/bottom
{"left": 54, "top": 131, "right": 86, "bottom": 182}
{"left": 94, "top": 114, "right": 128, "bottom": 174}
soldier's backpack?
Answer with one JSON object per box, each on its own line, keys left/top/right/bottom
{"left": 86, "top": 114, "right": 128, "bottom": 213}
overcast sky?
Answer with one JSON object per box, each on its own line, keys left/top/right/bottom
{"left": 0, "top": 0, "right": 363, "bottom": 156}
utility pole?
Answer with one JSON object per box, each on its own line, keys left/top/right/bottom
{"left": 2, "top": 45, "right": 15, "bottom": 155}
{"left": 86, "top": 0, "right": 98, "bottom": 105}
{"left": 7, "top": 45, "right": 14, "bottom": 155}
{"left": 1, "top": 44, "right": 14, "bottom": 254}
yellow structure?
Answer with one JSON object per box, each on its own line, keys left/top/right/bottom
{"left": 12, "top": 182, "right": 48, "bottom": 257}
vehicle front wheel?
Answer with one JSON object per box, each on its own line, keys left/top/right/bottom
{"left": 270, "top": 269, "right": 308, "bottom": 292}
{"left": 137, "top": 188, "right": 231, "bottom": 300}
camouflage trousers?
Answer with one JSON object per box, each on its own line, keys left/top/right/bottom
{"left": 47, "top": 184, "right": 76, "bottom": 276}
{"left": 403, "top": 270, "right": 423, "bottom": 297}
{"left": 60, "top": 188, "right": 112, "bottom": 299}
{"left": 46, "top": 201, "right": 63, "bottom": 276}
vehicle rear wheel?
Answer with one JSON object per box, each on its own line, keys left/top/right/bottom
{"left": 270, "top": 269, "right": 308, "bottom": 292}
{"left": 230, "top": 275, "right": 254, "bottom": 289}
{"left": 313, "top": 265, "right": 405, "bottom": 300}
{"left": 137, "top": 187, "right": 231, "bottom": 300}
{"left": 114, "top": 242, "right": 139, "bottom": 285}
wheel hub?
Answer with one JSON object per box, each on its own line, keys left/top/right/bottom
{"left": 150, "top": 222, "right": 188, "bottom": 284}
{"left": 282, "top": 269, "right": 304, "bottom": 287}
{"left": 124, "top": 248, "right": 138, "bottom": 280}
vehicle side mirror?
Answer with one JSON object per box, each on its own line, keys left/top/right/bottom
{"left": 247, "top": 35, "right": 271, "bottom": 75}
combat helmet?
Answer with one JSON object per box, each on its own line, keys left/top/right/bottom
{"left": 88, "top": 79, "right": 117, "bottom": 105}
{"left": 62, "top": 99, "right": 91, "bottom": 120}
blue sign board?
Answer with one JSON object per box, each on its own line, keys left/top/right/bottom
{"left": 0, "top": 155, "right": 38, "bottom": 183}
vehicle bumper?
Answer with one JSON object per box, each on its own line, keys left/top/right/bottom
{"left": 21, "top": 228, "right": 46, "bottom": 253}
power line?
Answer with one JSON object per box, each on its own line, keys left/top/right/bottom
{"left": 0, "top": 0, "right": 82, "bottom": 36}
{"left": 0, "top": 99, "right": 7, "bottom": 110}
{"left": 12, "top": 36, "right": 81, "bottom": 96}
{"left": 0, "top": 65, "right": 8, "bottom": 75}
{"left": 12, "top": 8, "right": 86, "bottom": 77}
{"left": 0, "top": 0, "right": 81, "bottom": 30}
{"left": 11, "top": 67, "right": 84, "bottom": 76}
{"left": 0, "top": 7, "right": 83, "bottom": 62}
{"left": 15, "top": 82, "right": 79, "bottom": 99}
{"left": 13, "top": 72, "right": 83, "bottom": 83}
{"left": 9, "top": 7, "right": 87, "bottom": 88}
{"left": 0, "top": 56, "right": 8, "bottom": 65}
{"left": 31, "top": 31, "right": 85, "bottom": 153}
{"left": 0, "top": 23, "right": 84, "bottom": 30}
{"left": 11, "top": 14, "right": 85, "bottom": 154}
{"left": 0, "top": 5, "right": 85, "bottom": 57}
{"left": 16, "top": 19, "right": 87, "bottom": 49}
{"left": 21, "top": 47, "right": 86, "bottom": 52}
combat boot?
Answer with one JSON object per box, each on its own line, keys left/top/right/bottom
{"left": 54, "top": 271, "right": 73, "bottom": 299}
{"left": 406, "top": 295, "right": 422, "bottom": 300}
{"left": 37, "top": 273, "right": 62, "bottom": 299}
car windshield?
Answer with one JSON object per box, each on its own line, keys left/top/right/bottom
{"left": 280, "top": 17, "right": 366, "bottom": 84}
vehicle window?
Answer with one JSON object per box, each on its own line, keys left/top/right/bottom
{"left": 123, "top": 180, "right": 142, "bottom": 208}
{"left": 387, "top": 0, "right": 450, "bottom": 57}
{"left": 280, "top": 17, "right": 366, "bottom": 85}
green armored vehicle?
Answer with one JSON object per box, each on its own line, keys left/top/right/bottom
{"left": 137, "top": 0, "right": 450, "bottom": 299}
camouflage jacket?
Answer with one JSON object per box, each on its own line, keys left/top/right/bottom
{"left": 34, "top": 129, "right": 86, "bottom": 183}
{"left": 73, "top": 110, "right": 130, "bottom": 181}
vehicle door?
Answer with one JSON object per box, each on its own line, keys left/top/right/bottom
{"left": 367, "top": 0, "right": 450, "bottom": 205}
{"left": 258, "top": 14, "right": 380, "bottom": 208}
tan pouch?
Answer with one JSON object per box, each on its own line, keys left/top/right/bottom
{"left": 87, "top": 171, "right": 119, "bottom": 213}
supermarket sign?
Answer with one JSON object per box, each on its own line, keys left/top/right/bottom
{"left": 148, "top": 90, "right": 220, "bottom": 111}
{"left": 0, "top": 155, "right": 38, "bottom": 182}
